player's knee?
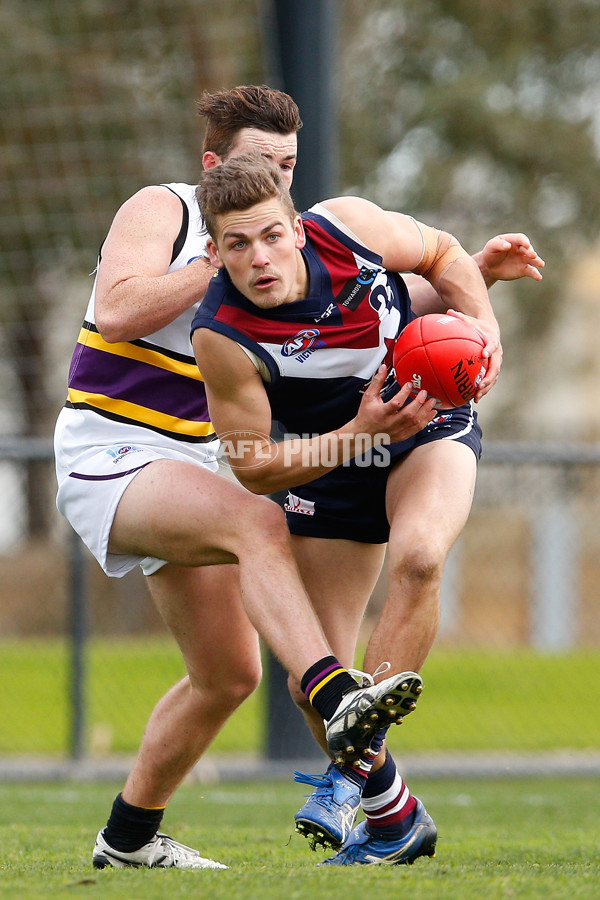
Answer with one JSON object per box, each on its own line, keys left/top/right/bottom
{"left": 189, "top": 661, "right": 262, "bottom": 712}
{"left": 239, "top": 494, "right": 289, "bottom": 546}
{"left": 257, "top": 495, "right": 287, "bottom": 533}
{"left": 390, "top": 543, "right": 445, "bottom": 588}
{"left": 225, "top": 665, "right": 262, "bottom": 707}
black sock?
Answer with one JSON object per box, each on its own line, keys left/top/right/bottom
{"left": 300, "top": 655, "right": 358, "bottom": 720}
{"left": 103, "top": 793, "right": 165, "bottom": 852}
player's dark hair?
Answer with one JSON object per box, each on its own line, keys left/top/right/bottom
{"left": 196, "top": 154, "right": 297, "bottom": 239}
{"left": 196, "top": 85, "right": 302, "bottom": 158}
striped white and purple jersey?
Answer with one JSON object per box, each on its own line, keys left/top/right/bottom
{"left": 191, "top": 203, "right": 415, "bottom": 436}
{"left": 61, "top": 183, "right": 216, "bottom": 450}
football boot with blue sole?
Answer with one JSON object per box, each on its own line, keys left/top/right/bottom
{"left": 319, "top": 798, "right": 437, "bottom": 866}
{"left": 294, "top": 762, "right": 362, "bottom": 850}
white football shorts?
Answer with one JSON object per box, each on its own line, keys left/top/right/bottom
{"left": 55, "top": 409, "right": 220, "bottom": 578}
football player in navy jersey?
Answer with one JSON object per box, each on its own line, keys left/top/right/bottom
{"left": 192, "top": 154, "right": 544, "bottom": 866}
{"left": 57, "top": 85, "right": 430, "bottom": 872}
{"left": 57, "top": 80, "right": 543, "bottom": 870}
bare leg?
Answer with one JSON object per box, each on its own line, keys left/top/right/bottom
{"left": 109, "top": 460, "right": 333, "bottom": 682}
{"left": 289, "top": 442, "right": 477, "bottom": 857}
{"left": 364, "top": 440, "right": 477, "bottom": 675}
{"left": 106, "top": 458, "right": 340, "bottom": 810}
{"left": 288, "top": 535, "right": 386, "bottom": 754}
{"left": 121, "top": 564, "right": 261, "bottom": 808}
{"left": 288, "top": 441, "right": 476, "bottom": 770}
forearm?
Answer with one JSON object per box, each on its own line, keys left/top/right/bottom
{"left": 435, "top": 257, "right": 499, "bottom": 332}
{"left": 236, "top": 425, "right": 384, "bottom": 494}
{"left": 404, "top": 274, "right": 447, "bottom": 316}
{"left": 407, "top": 251, "right": 496, "bottom": 315}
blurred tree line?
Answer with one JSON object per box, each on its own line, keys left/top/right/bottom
{"left": 0, "top": 0, "right": 263, "bottom": 535}
{"left": 338, "top": 0, "right": 600, "bottom": 431}
{"left": 2, "top": 0, "right": 600, "bottom": 537}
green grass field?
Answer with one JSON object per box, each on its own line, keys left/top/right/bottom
{"left": 0, "top": 777, "right": 598, "bottom": 900}
{"left": 1, "top": 639, "right": 600, "bottom": 756}
{"left": 1, "top": 639, "right": 599, "bottom": 897}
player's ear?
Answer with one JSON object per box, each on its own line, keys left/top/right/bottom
{"left": 202, "top": 151, "right": 222, "bottom": 171}
{"left": 294, "top": 215, "right": 306, "bottom": 249}
{"left": 206, "top": 238, "right": 223, "bottom": 268}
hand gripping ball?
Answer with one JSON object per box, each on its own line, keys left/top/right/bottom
{"left": 393, "top": 314, "right": 489, "bottom": 409}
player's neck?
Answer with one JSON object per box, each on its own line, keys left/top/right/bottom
{"left": 289, "top": 249, "right": 309, "bottom": 303}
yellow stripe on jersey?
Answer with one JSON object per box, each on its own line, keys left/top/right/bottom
{"left": 67, "top": 388, "right": 216, "bottom": 439}
{"left": 77, "top": 327, "right": 204, "bottom": 382}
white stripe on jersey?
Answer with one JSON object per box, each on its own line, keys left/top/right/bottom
{"left": 262, "top": 341, "right": 394, "bottom": 381}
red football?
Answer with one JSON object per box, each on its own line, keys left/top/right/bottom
{"left": 393, "top": 314, "right": 489, "bottom": 409}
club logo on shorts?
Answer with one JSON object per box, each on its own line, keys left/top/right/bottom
{"left": 282, "top": 329, "right": 325, "bottom": 362}
{"left": 284, "top": 492, "right": 315, "bottom": 516}
{"left": 106, "top": 445, "right": 143, "bottom": 464}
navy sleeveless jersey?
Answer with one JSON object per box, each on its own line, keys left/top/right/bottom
{"left": 191, "top": 204, "right": 415, "bottom": 436}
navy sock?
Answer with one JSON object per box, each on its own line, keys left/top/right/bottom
{"left": 362, "top": 748, "right": 396, "bottom": 800}
{"left": 338, "top": 763, "right": 367, "bottom": 787}
{"left": 104, "top": 793, "right": 165, "bottom": 852}
{"left": 362, "top": 751, "right": 417, "bottom": 839}
{"left": 366, "top": 807, "right": 417, "bottom": 840}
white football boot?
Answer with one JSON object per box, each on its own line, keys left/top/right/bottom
{"left": 325, "top": 668, "right": 423, "bottom": 765}
{"left": 92, "top": 829, "right": 228, "bottom": 869}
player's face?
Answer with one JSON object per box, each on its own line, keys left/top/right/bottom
{"left": 207, "top": 198, "right": 308, "bottom": 309}
{"left": 224, "top": 128, "right": 297, "bottom": 188}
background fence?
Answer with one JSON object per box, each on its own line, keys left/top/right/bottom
{"left": 2, "top": 1, "right": 600, "bottom": 776}
{"left": 0, "top": 439, "right": 599, "bottom": 773}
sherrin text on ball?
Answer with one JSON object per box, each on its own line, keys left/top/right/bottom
{"left": 393, "top": 314, "right": 489, "bottom": 409}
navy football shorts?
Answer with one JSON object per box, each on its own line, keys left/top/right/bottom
{"left": 283, "top": 403, "right": 482, "bottom": 544}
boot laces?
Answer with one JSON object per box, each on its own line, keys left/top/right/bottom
{"left": 147, "top": 833, "right": 200, "bottom": 866}
{"left": 347, "top": 661, "right": 391, "bottom": 688}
